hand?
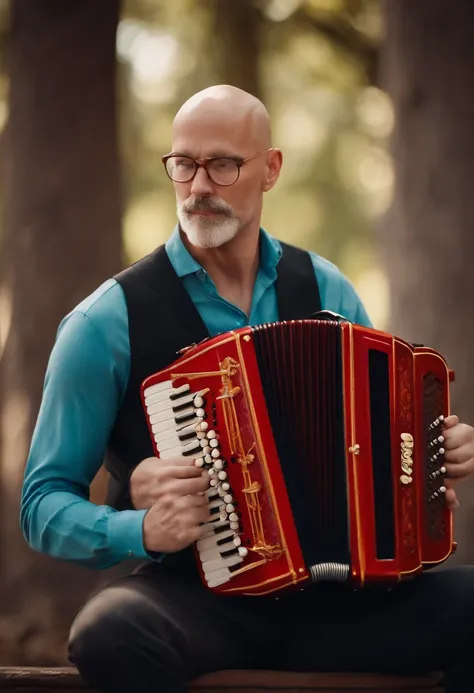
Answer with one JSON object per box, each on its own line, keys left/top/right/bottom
{"left": 441, "top": 415, "right": 474, "bottom": 510}
{"left": 131, "top": 456, "right": 211, "bottom": 554}
{"left": 130, "top": 456, "right": 208, "bottom": 510}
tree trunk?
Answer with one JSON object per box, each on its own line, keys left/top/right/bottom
{"left": 211, "top": 0, "right": 263, "bottom": 100}
{"left": 380, "top": 0, "right": 474, "bottom": 564}
{"left": 0, "top": 0, "right": 122, "bottom": 664}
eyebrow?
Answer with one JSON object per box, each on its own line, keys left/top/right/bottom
{"left": 170, "top": 150, "right": 244, "bottom": 161}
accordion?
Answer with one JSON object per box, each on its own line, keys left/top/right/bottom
{"left": 141, "top": 317, "right": 456, "bottom": 596}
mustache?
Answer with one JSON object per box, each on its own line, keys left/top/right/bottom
{"left": 181, "top": 198, "right": 234, "bottom": 217}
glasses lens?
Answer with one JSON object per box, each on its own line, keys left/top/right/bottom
{"left": 165, "top": 157, "right": 196, "bottom": 182}
{"left": 207, "top": 159, "right": 239, "bottom": 185}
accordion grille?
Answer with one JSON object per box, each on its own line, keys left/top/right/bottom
{"left": 251, "top": 320, "right": 350, "bottom": 568}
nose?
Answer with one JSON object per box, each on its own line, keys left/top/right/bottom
{"left": 190, "top": 166, "right": 214, "bottom": 197}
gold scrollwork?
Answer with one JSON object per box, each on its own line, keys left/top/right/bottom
{"left": 400, "top": 433, "right": 414, "bottom": 485}
{"left": 216, "top": 358, "right": 281, "bottom": 560}
{"left": 171, "top": 355, "right": 281, "bottom": 563}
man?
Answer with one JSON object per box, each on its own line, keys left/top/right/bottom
{"left": 21, "top": 85, "right": 474, "bottom": 693}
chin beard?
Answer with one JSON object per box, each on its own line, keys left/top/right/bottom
{"left": 177, "top": 207, "right": 241, "bottom": 249}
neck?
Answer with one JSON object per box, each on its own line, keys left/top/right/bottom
{"left": 180, "top": 222, "right": 261, "bottom": 315}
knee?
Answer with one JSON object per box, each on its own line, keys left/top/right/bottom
{"left": 68, "top": 581, "right": 154, "bottom": 673}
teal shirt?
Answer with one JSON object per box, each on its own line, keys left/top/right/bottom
{"left": 20, "top": 227, "right": 372, "bottom": 569}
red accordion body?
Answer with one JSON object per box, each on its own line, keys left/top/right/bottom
{"left": 141, "top": 319, "right": 456, "bottom": 596}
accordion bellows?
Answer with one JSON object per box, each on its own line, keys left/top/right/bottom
{"left": 141, "top": 318, "right": 456, "bottom": 596}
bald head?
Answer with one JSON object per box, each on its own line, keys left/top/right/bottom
{"left": 172, "top": 85, "right": 272, "bottom": 151}
{"left": 169, "top": 86, "right": 282, "bottom": 251}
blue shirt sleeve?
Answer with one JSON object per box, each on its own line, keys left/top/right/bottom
{"left": 308, "top": 252, "right": 373, "bottom": 328}
{"left": 20, "top": 285, "right": 151, "bottom": 569}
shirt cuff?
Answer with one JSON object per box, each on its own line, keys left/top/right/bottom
{"left": 107, "top": 508, "right": 162, "bottom": 562}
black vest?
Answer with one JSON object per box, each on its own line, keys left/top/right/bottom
{"left": 106, "top": 241, "right": 321, "bottom": 510}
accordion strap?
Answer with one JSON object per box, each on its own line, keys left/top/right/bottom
{"left": 277, "top": 241, "right": 321, "bottom": 320}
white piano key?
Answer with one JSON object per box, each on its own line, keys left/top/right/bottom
{"left": 202, "top": 554, "right": 243, "bottom": 574}
{"left": 208, "top": 499, "right": 225, "bottom": 512}
{"left": 200, "top": 520, "right": 230, "bottom": 538}
{"left": 177, "top": 416, "right": 203, "bottom": 432}
{"left": 207, "top": 575, "right": 231, "bottom": 588}
{"left": 204, "top": 566, "right": 232, "bottom": 581}
{"left": 157, "top": 434, "right": 198, "bottom": 453}
{"left": 151, "top": 417, "right": 181, "bottom": 434}
{"left": 143, "top": 380, "right": 173, "bottom": 398}
{"left": 199, "top": 547, "right": 222, "bottom": 563}
{"left": 147, "top": 392, "right": 195, "bottom": 416}
{"left": 149, "top": 406, "right": 195, "bottom": 425}
{"left": 205, "top": 487, "right": 220, "bottom": 499}
{"left": 175, "top": 409, "right": 199, "bottom": 425}
{"left": 154, "top": 422, "right": 197, "bottom": 443}
{"left": 145, "top": 384, "right": 191, "bottom": 406}
{"left": 199, "top": 542, "right": 238, "bottom": 563}
{"left": 197, "top": 529, "right": 235, "bottom": 551}
{"left": 160, "top": 442, "right": 201, "bottom": 460}
{"left": 153, "top": 427, "right": 179, "bottom": 443}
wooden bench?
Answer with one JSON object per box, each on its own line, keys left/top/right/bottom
{"left": 0, "top": 667, "right": 445, "bottom": 692}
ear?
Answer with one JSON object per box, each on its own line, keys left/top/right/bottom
{"left": 262, "top": 149, "right": 283, "bottom": 192}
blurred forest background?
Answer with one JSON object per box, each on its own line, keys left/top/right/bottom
{"left": 1, "top": 0, "right": 474, "bottom": 667}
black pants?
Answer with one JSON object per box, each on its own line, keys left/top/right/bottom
{"left": 69, "top": 561, "right": 474, "bottom": 693}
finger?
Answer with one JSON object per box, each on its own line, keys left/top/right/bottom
{"left": 166, "top": 464, "right": 205, "bottom": 480}
{"left": 444, "top": 442, "right": 474, "bottom": 463}
{"left": 176, "top": 493, "right": 209, "bottom": 510}
{"left": 442, "top": 415, "right": 459, "bottom": 430}
{"left": 445, "top": 487, "right": 460, "bottom": 510}
{"left": 161, "top": 456, "right": 199, "bottom": 467}
{"left": 444, "top": 476, "right": 461, "bottom": 489}
{"left": 445, "top": 458, "right": 474, "bottom": 480}
{"left": 189, "top": 505, "right": 212, "bottom": 525}
{"left": 165, "top": 475, "right": 210, "bottom": 496}
{"left": 443, "top": 423, "right": 474, "bottom": 450}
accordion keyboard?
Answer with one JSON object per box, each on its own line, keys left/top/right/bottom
{"left": 143, "top": 380, "right": 248, "bottom": 587}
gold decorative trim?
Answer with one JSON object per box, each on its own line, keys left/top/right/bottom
{"left": 235, "top": 334, "right": 294, "bottom": 580}
{"left": 222, "top": 571, "right": 307, "bottom": 595}
{"left": 346, "top": 325, "right": 365, "bottom": 585}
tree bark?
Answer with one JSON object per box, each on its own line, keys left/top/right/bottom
{"left": 380, "top": 0, "right": 474, "bottom": 564}
{"left": 0, "top": 0, "right": 122, "bottom": 663}
{"left": 210, "top": 0, "right": 263, "bottom": 100}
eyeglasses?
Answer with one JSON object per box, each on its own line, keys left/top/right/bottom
{"left": 162, "top": 148, "right": 274, "bottom": 186}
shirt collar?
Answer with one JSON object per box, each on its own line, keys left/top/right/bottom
{"left": 165, "top": 224, "right": 283, "bottom": 279}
